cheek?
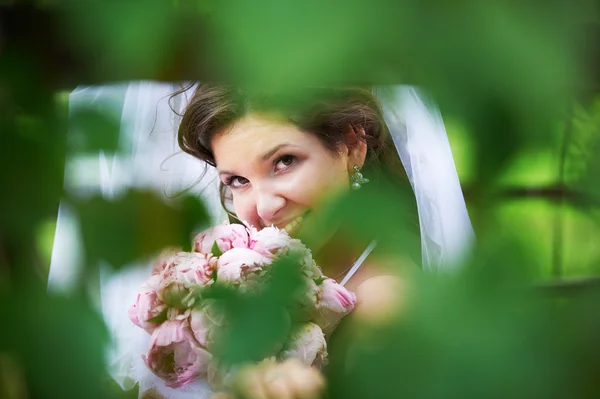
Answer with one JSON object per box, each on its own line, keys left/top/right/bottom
{"left": 293, "top": 158, "right": 349, "bottom": 206}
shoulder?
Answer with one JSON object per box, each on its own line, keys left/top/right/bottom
{"left": 352, "top": 274, "right": 407, "bottom": 325}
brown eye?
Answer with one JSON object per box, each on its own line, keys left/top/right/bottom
{"left": 225, "top": 176, "right": 249, "bottom": 189}
{"left": 275, "top": 155, "right": 296, "bottom": 171}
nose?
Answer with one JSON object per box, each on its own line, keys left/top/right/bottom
{"left": 255, "top": 188, "right": 286, "bottom": 226}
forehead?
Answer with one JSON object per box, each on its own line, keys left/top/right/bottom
{"left": 212, "top": 113, "right": 317, "bottom": 168}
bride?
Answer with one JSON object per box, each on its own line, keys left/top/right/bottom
{"left": 49, "top": 82, "right": 474, "bottom": 399}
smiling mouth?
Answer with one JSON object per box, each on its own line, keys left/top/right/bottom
{"left": 283, "top": 215, "right": 304, "bottom": 234}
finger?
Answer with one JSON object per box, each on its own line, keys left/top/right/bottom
{"left": 283, "top": 368, "right": 314, "bottom": 399}
{"left": 263, "top": 375, "right": 294, "bottom": 399}
{"left": 276, "top": 359, "right": 325, "bottom": 399}
{"left": 288, "top": 366, "right": 326, "bottom": 399}
{"left": 261, "top": 362, "right": 297, "bottom": 399}
{"left": 234, "top": 367, "right": 268, "bottom": 399}
{"left": 244, "top": 378, "right": 269, "bottom": 399}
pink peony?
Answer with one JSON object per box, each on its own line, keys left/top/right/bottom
{"left": 300, "top": 256, "right": 323, "bottom": 280}
{"left": 300, "top": 277, "right": 319, "bottom": 310}
{"left": 131, "top": 220, "right": 358, "bottom": 389}
{"left": 216, "top": 247, "right": 271, "bottom": 284}
{"left": 248, "top": 226, "right": 293, "bottom": 257}
{"left": 189, "top": 309, "right": 211, "bottom": 349}
{"left": 188, "top": 301, "right": 228, "bottom": 352}
{"left": 158, "top": 252, "right": 216, "bottom": 307}
{"left": 193, "top": 223, "right": 250, "bottom": 255}
{"left": 168, "top": 252, "right": 216, "bottom": 287}
{"left": 280, "top": 323, "right": 327, "bottom": 368}
{"left": 151, "top": 247, "right": 181, "bottom": 275}
{"left": 316, "top": 278, "right": 356, "bottom": 313}
{"left": 128, "top": 275, "right": 166, "bottom": 333}
{"left": 189, "top": 307, "right": 221, "bottom": 350}
{"left": 249, "top": 226, "right": 322, "bottom": 281}
{"left": 143, "top": 319, "right": 211, "bottom": 388}
{"left": 312, "top": 279, "right": 357, "bottom": 336}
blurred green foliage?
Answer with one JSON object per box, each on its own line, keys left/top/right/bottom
{"left": 2, "top": 1, "right": 600, "bottom": 398}
{"left": 328, "top": 264, "right": 600, "bottom": 399}
{"left": 74, "top": 191, "right": 209, "bottom": 271}
{"left": 208, "top": 254, "right": 309, "bottom": 366}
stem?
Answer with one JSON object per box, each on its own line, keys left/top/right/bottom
{"left": 553, "top": 104, "right": 575, "bottom": 278}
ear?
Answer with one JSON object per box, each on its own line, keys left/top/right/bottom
{"left": 342, "top": 125, "right": 368, "bottom": 171}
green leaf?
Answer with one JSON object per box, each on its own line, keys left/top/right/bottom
{"left": 147, "top": 309, "right": 168, "bottom": 324}
{"left": 314, "top": 277, "right": 326, "bottom": 286}
{"left": 73, "top": 189, "right": 209, "bottom": 270}
{"left": 69, "top": 107, "right": 121, "bottom": 153}
{"left": 211, "top": 241, "right": 223, "bottom": 257}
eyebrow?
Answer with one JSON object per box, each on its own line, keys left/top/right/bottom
{"left": 260, "top": 143, "right": 300, "bottom": 161}
{"left": 218, "top": 143, "right": 301, "bottom": 177}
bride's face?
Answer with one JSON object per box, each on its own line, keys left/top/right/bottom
{"left": 212, "top": 113, "right": 352, "bottom": 234}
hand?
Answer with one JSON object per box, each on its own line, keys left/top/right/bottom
{"left": 232, "top": 358, "right": 325, "bottom": 399}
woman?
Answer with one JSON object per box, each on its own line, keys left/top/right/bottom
{"left": 49, "top": 82, "right": 474, "bottom": 399}
{"left": 177, "top": 84, "right": 411, "bottom": 289}
{"left": 173, "top": 83, "right": 473, "bottom": 399}
{"left": 175, "top": 84, "right": 413, "bottom": 399}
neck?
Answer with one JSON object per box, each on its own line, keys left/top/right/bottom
{"left": 309, "top": 221, "right": 370, "bottom": 283}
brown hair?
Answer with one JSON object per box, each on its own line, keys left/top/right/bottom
{"left": 175, "top": 83, "right": 407, "bottom": 215}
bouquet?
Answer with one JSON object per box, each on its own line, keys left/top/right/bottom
{"left": 128, "top": 222, "right": 356, "bottom": 390}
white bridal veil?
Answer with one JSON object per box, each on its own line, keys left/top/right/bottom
{"left": 48, "top": 81, "right": 474, "bottom": 398}
{"left": 377, "top": 86, "right": 475, "bottom": 272}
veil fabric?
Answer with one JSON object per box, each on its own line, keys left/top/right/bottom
{"left": 48, "top": 82, "right": 226, "bottom": 292}
{"left": 378, "top": 86, "right": 475, "bottom": 272}
{"left": 48, "top": 82, "right": 224, "bottom": 398}
{"left": 49, "top": 81, "right": 474, "bottom": 398}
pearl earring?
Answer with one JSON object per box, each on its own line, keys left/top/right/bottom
{"left": 350, "top": 165, "right": 369, "bottom": 190}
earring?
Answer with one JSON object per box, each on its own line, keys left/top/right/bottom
{"left": 350, "top": 165, "right": 369, "bottom": 190}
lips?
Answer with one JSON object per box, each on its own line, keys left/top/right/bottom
{"left": 270, "top": 210, "right": 310, "bottom": 235}
{"left": 282, "top": 215, "right": 304, "bottom": 234}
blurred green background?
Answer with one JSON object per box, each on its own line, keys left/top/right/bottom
{"left": 2, "top": 1, "right": 600, "bottom": 398}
